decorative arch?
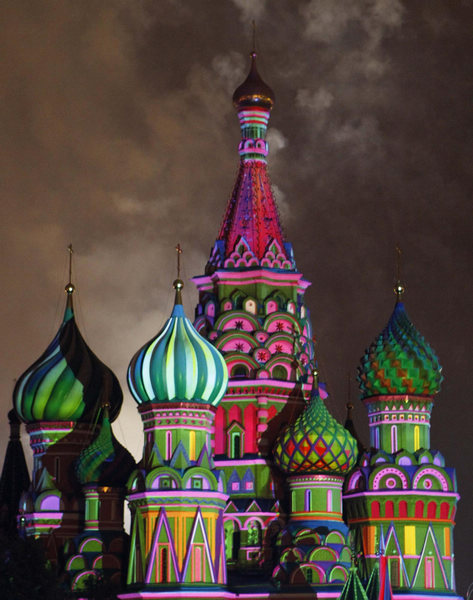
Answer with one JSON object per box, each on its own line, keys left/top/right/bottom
{"left": 412, "top": 467, "right": 451, "bottom": 492}
{"left": 371, "top": 466, "right": 409, "bottom": 490}
{"left": 215, "top": 310, "right": 259, "bottom": 333}
{"left": 263, "top": 311, "right": 302, "bottom": 335}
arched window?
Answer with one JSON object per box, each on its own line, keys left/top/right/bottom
{"left": 385, "top": 501, "right": 394, "bottom": 518}
{"left": 272, "top": 365, "right": 288, "bottom": 380}
{"left": 231, "top": 432, "right": 241, "bottom": 459}
{"left": 326, "top": 489, "right": 332, "bottom": 512}
{"left": 427, "top": 501, "right": 437, "bottom": 519}
{"left": 440, "top": 502, "right": 450, "bottom": 519}
{"left": 415, "top": 500, "right": 424, "bottom": 518}
{"left": 371, "top": 501, "right": 380, "bottom": 518}
{"left": 399, "top": 500, "right": 408, "bottom": 517}
{"left": 374, "top": 427, "right": 380, "bottom": 449}
{"left": 305, "top": 490, "right": 311, "bottom": 511}
{"left": 231, "top": 365, "right": 249, "bottom": 378}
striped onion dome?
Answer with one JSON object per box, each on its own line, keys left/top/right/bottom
{"left": 273, "top": 391, "right": 358, "bottom": 475}
{"left": 76, "top": 406, "right": 136, "bottom": 487}
{"left": 13, "top": 286, "right": 123, "bottom": 424}
{"left": 358, "top": 301, "right": 443, "bottom": 399}
{"left": 127, "top": 280, "right": 228, "bottom": 406}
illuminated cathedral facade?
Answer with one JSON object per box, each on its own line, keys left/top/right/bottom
{"left": 0, "top": 52, "right": 462, "bottom": 600}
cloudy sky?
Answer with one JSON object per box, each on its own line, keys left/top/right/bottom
{"left": 1, "top": 0, "right": 472, "bottom": 590}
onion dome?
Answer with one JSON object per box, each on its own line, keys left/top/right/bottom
{"left": 358, "top": 301, "right": 443, "bottom": 399}
{"left": 233, "top": 52, "right": 275, "bottom": 110}
{"left": 128, "top": 279, "right": 228, "bottom": 406}
{"left": 13, "top": 285, "right": 123, "bottom": 424}
{"left": 273, "top": 391, "right": 358, "bottom": 475}
{"left": 76, "top": 407, "right": 136, "bottom": 487}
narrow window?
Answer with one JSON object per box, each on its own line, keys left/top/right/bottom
{"left": 326, "top": 489, "right": 332, "bottom": 512}
{"left": 414, "top": 425, "right": 420, "bottom": 451}
{"left": 374, "top": 427, "right": 380, "bottom": 449}
{"left": 160, "top": 547, "right": 168, "bottom": 583}
{"left": 305, "top": 489, "right": 311, "bottom": 511}
{"left": 390, "top": 558, "right": 400, "bottom": 587}
{"left": 193, "top": 546, "right": 203, "bottom": 582}
{"left": 391, "top": 425, "right": 398, "bottom": 452}
{"left": 189, "top": 431, "right": 196, "bottom": 461}
{"left": 231, "top": 432, "right": 241, "bottom": 458}
{"left": 166, "top": 431, "right": 172, "bottom": 460}
{"left": 425, "top": 556, "right": 435, "bottom": 588}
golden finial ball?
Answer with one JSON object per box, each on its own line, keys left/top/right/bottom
{"left": 65, "top": 283, "right": 75, "bottom": 294}
{"left": 173, "top": 279, "right": 184, "bottom": 291}
{"left": 394, "top": 282, "right": 405, "bottom": 297}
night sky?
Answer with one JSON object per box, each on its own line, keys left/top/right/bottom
{"left": 1, "top": 1, "right": 472, "bottom": 592}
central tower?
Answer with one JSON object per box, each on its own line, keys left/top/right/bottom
{"left": 192, "top": 52, "right": 317, "bottom": 573}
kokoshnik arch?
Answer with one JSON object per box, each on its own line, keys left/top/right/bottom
{"left": 1, "top": 48, "right": 462, "bottom": 600}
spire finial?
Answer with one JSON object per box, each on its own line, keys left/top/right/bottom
{"left": 175, "top": 243, "right": 182, "bottom": 279}
{"left": 251, "top": 20, "right": 257, "bottom": 55}
{"left": 65, "top": 244, "right": 75, "bottom": 294}
{"left": 394, "top": 244, "right": 405, "bottom": 300}
{"left": 173, "top": 244, "right": 184, "bottom": 305}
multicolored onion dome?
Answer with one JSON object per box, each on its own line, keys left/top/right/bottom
{"left": 233, "top": 52, "right": 275, "bottom": 110}
{"left": 273, "top": 392, "right": 358, "bottom": 475}
{"left": 13, "top": 287, "right": 123, "bottom": 424}
{"left": 128, "top": 280, "right": 228, "bottom": 406}
{"left": 358, "top": 301, "right": 443, "bottom": 399}
{"left": 76, "top": 407, "right": 136, "bottom": 487}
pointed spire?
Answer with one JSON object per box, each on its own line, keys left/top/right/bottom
{"left": 0, "top": 410, "right": 30, "bottom": 533}
{"left": 173, "top": 244, "right": 184, "bottom": 306}
{"left": 207, "top": 48, "right": 294, "bottom": 271}
{"left": 344, "top": 400, "right": 365, "bottom": 455}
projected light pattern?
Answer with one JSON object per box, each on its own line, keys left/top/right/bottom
{"left": 273, "top": 392, "right": 358, "bottom": 474}
{"left": 358, "top": 301, "right": 443, "bottom": 398}
{"left": 13, "top": 291, "right": 123, "bottom": 424}
{"left": 128, "top": 297, "right": 228, "bottom": 406}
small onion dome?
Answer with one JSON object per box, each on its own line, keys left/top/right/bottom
{"left": 13, "top": 288, "right": 123, "bottom": 424}
{"left": 273, "top": 392, "right": 358, "bottom": 475}
{"left": 128, "top": 280, "right": 228, "bottom": 406}
{"left": 358, "top": 301, "right": 443, "bottom": 398}
{"left": 76, "top": 408, "right": 136, "bottom": 487}
{"left": 232, "top": 52, "right": 275, "bottom": 110}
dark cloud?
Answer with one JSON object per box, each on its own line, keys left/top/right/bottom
{"left": 1, "top": 0, "right": 472, "bottom": 591}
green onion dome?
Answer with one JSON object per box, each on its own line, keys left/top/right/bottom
{"left": 232, "top": 52, "right": 275, "bottom": 111}
{"left": 127, "top": 280, "right": 228, "bottom": 406}
{"left": 13, "top": 288, "right": 123, "bottom": 424}
{"left": 358, "top": 301, "right": 443, "bottom": 399}
{"left": 273, "top": 391, "right": 358, "bottom": 475}
{"left": 76, "top": 407, "right": 136, "bottom": 487}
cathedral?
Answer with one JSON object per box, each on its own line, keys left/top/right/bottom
{"left": 0, "top": 50, "right": 462, "bottom": 600}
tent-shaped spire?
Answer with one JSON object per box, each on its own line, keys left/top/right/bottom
{"left": 208, "top": 51, "right": 294, "bottom": 271}
{"left": 0, "top": 410, "right": 30, "bottom": 533}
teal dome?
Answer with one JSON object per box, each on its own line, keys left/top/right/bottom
{"left": 358, "top": 301, "right": 443, "bottom": 399}
{"left": 13, "top": 289, "right": 123, "bottom": 424}
{"left": 127, "top": 281, "right": 228, "bottom": 406}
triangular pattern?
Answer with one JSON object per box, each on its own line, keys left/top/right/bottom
{"left": 181, "top": 507, "right": 216, "bottom": 583}
{"left": 145, "top": 507, "right": 180, "bottom": 583}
